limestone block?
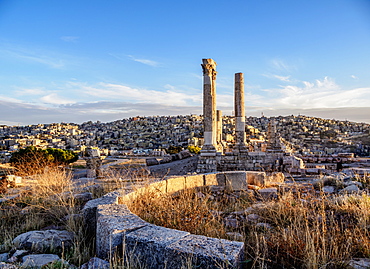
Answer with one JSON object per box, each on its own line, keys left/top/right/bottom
{"left": 124, "top": 225, "right": 190, "bottom": 269}
{"left": 246, "top": 171, "right": 267, "bottom": 187}
{"left": 22, "top": 254, "right": 60, "bottom": 268}
{"left": 166, "top": 176, "right": 185, "bottom": 194}
{"left": 223, "top": 171, "right": 248, "bottom": 191}
{"left": 258, "top": 188, "right": 278, "bottom": 200}
{"left": 81, "top": 257, "right": 110, "bottom": 269}
{"left": 96, "top": 204, "right": 148, "bottom": 259}
{"left": 143, "top": 180, "right": 167, "bottom": 195}
{"left": 146, "top": 158, "right": 159, "bottom": 166}
{"left": 83, "top": 195, "right": 119, "bottom": 239}
{"left": 12, "top": 230, "right": 74, "bottom": 253}
{"left": 204, "top": 173, "right": 219, "bottom": 186}
{"left": 167, "top": 234, "right": 244, "bottom": 269}
{"left": 185, "top": 174, "right": 204, "bottom": 189}
{"left": 216, "top": 173, "right": 227, "bottom": 186}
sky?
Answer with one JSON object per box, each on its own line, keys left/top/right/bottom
{"left": 0, "top": 0, "right": 370, "bottom": 125}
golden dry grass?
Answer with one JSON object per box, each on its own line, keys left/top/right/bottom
{"left": 127, "top": 178, "right": 370, "bottom": 269}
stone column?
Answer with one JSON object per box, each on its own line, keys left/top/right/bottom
{"left": 197, "top": 59, "right": 218, "bottom": 173}
{"left": 216, "top": 110, "right": 223, "bottom": 152}
{"left": 201, "top": 58, "right": 217, "bottom": 154}
{"left": 234, "top": 72, "right": 248, "bottom": 153}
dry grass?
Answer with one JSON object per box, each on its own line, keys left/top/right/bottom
{"left": 128, "top": 186, "right": 252, "bottom": 240}
{"left": 127, "top": 178, "right": 370, "bottom": 269}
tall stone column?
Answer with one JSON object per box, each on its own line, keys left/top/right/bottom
{"left": 197, "top": 59, "right": 218, "bottom": 173}
{"left": 234, "top": 72, "right": 248, "bottom": 153}
{"left": 201, "top": 58, "right": 217, "bottom": 154}
{"left": 216, "top": 110, "right": 223, "bottom": 152}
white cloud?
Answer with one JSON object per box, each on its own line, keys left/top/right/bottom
{"left": 260, "top": 77, "right": 370, "bottom": 109}
{"left": 15, "top": 88, "right": 45, "bottom": 96}
{"left": 127, "top": 55, "right": 160, "bottom": 67}
{"left": 351, "top": 75, "right": 359, "bottom": 80}
{"left": 40, "top": 93, "right": 75, "bottom": 105}
{"left": 68, "top": 82, "right": 201, "bottom": 106}
{"left": 263, "top": 73, "right": 291, "bottom": 82}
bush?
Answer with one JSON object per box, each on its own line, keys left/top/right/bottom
{"left": 10, "top": 146, "right": 78, "bottom": 175}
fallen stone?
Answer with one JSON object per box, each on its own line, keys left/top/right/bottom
{"left": 73, "top": 192, "right": 93, "bottom": 205}
{"left": 226, "top": 232, "right": 243, "bottom": 241}
{"left": 124, "top": 225, "right": 190, "bottom": 269}
{"left": 246, "top": 171, "right": 267, "bottom": 187}
{"left": 80, "top": 257, "right": 110, "bottom": 269}
{"left": 344, "top": 181, "right": 363, "bottom": 188}
{"left": 167, "top": 234, "right": 244, "bottom": 269}
{"left": 246, "top": 213, "right": 261, "bottom": 222}
{"left": 21, "top": 254, "right": 60, "bottom": 268}
{"left": 256, "top": 223, "right": 273, "bottom": 230}
{"left": 258, "top": 188, "right": 278, "bottom": 200}
{"left": 340, "top": 185, "right": 360, "bottom": 194}
{"left": 12, "top": 230, "right": 74, "bottom": 253}
{"left": 322, "top": 185, "right": 335, "bottom": 194}
{"left": 348, "top": 258, "right": 370, "bottom": 269}
{"left": 146, "top": 158, "right": 159, "bottom": 166}
{"left": 7, "top": 250, "right": 28, "bottom": 263}
{"left": 0, "top": 253, "right": 8, "bottom": 262}
{"left": 224, "top": 218, "right": 239, "bottom": 229}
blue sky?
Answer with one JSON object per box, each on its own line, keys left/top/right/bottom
{"left": 1, "top": 0, "right": 370, "bottom": 125}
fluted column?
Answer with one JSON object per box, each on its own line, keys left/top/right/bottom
{"left": 201, "top": 58, "right": 217, "bottom": 153}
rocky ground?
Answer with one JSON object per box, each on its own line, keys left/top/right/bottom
{"left": 1, "top": 166, "right": 370, "bottom": 268}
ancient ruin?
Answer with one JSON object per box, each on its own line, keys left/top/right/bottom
{"left": 197, "top": 58, "right": 294, "bottom": 173}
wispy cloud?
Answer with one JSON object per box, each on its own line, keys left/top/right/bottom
{"left": 40, "top": 93, "right": 76, "bottom": 105}
{"left": 15, "top": 88, "right": 45, "bottom": 96}
{"left": 263, "top": 74, "right": 291, "bottom": 82}
{"left": 351, "top": 75, "right": 359, "bottom": 80}
{"left": 269, "top": 58, "right": 296, "bottom": 72}
{"left": 0, "top": 46, "right": 66, "bottom": 69}
{"left": 127, "top": 55, "right": 160, "bottom": 67}
{"left": 263, "top": 77, "right": 370, "bottom": 109}
{"left": 60, "top": 36, "right": 79, "bottom": 42}
{"left": 69, "top": 82, "right": 200, "bottom": 106}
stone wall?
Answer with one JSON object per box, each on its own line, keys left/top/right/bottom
{"left": 82, "top": 172, "right": 272, "bottom": 268}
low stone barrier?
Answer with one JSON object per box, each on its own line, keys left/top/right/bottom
{"left": 83, "top": 171, "right": 271, "bottom": 268}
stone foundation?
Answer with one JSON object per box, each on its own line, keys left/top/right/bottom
{"left": 82, "top": 172, "right": 277, "bottom": 268}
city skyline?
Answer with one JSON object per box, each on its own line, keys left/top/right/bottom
{"left": 1, "top": 0, "right": 370, "bottom": 125}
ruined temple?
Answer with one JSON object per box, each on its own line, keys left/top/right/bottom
{"left": 196, "top": 58, "right": 292, "bottom": 173}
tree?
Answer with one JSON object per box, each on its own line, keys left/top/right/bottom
{"left": 187, "top": 145, "right": 201, "bottom": 154}
{"left": 10, "top": 146, "right": 78, "bottom": 175}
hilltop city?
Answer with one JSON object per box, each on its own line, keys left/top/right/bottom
{"left": 1, "top": 114, "right": 369, "bottom": 164}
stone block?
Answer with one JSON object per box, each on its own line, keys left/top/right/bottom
{"left": 83, "top": 194, "right": 120, "bottom": 239}
{"left": 185, "top": 174, "right": 204, "bottom": 189}
{"left": 222, "top": 171, "right": 248, "bottom": 191}
{"left": 22, "top": 254, "right": 60, "bottom": 268}
{"left": 146, "top": 158, "right": 159, "bottom": 166}
{"left": 167, "top": 234, "right": 244, "bottom": 269}
{"left": 143, "top": 180, "right": 167, "bottom": 195}
{"left": 96, "top": 204, "right": 148, "bottom": 259}
{"left": 166, "top": 176, "right": 185, "bottom": 194}
{"left": 124, "top": 225, "right": 190, "bottom": 269}
{"left": 246, "top": 171, "right": 266, "bottom": 187}
{"left": 258, "top": 188, "right": 278, "bottom": 200}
